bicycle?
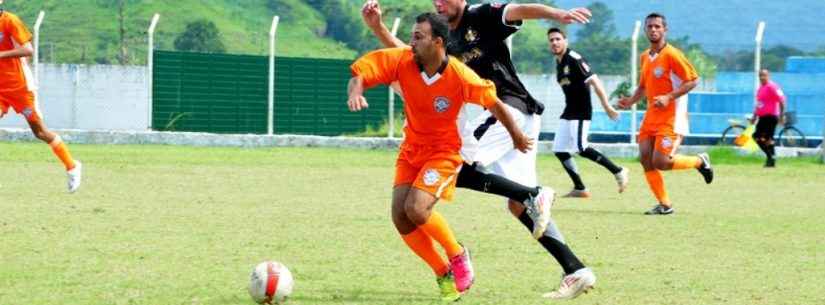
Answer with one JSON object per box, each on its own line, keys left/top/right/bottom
{"left": 719, "top": 111, "right": 808, "bottom": 147}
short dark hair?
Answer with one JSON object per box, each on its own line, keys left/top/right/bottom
{"left": 547, "top": 27, "right": 566, "bottom": 38}
{"left": 645, "top": 12, "right": 667, "bottom": 27}
{"left": 415, "top": 12, "right": 449, "bottom": 41}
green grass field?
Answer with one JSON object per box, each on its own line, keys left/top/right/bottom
{"left": 1, "top": 143, "right": 824, "bottom": 305}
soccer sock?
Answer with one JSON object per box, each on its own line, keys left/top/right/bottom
{"left": 757, "top": 140, "right": 770, "bottom": 156}
{"left": 517, "top": 211, "right": 585, "bottom": 274}
{"left": 767, "top": 144, "right": 776, "bottom": 160}
{"left": 580, "top": 147, "right": 623, "bottom": 174}
{"left": 671, "top": 155, "right": 702, "bottom": 170}
{"left": 48, "top": 136, "right": 76, "bottom": 171}
{"left": 555, "top": 152, "right": 585, "bottom": 190}
{"left": 419, "top": 211, "right": 463, "bottom": 258}
{"left": 644, "top": 170, "right": 670, "bottom": 205}
{"left": 455, "top": 162, "right": 539, "bottom": 203}
{"left": 401, "top": 228, "right": 450, "bottom": 276}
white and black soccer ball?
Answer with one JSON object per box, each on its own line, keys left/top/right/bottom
{"left": 248, "top": 261, "right": 293, "bottom": 304}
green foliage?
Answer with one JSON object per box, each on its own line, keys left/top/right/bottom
{"left": 575, "top": 1, "right": 615, "bottom": 40}
{"left": 173, "top": 20, "right": 226, "bottom": 53}
{"left": 715, "top": 44, "right": 811, "bottom": 72}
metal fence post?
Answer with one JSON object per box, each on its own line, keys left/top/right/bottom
{"left": 388, "top": 17, "right": 401, "bottom": 138}
{"left": 147, "top": 13, "right": 160, "bottom": 130}
{"left": 630, "top": 20, "right": 641, "bottom": 144}
{"left": 268, "top": 16, "right": 280, "bottom": 135}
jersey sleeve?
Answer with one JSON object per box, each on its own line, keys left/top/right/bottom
{"left": 470, "top": 2, "right": 521, "bottom": 40}
{"left": 456, "top": 62, "right": 498, "bottom": 108}
{"left": 638, "top": 54, "right": 647, "bottom": 89}
{"left": 570, "top": 52, "right": 595, "bottom": 82}
{"left": 8, "top": 14, "right": 33, "bottom": 45}
{"left": 350, "top": 48, "right": 406, "bottom": 89}
{"left": 670, "top": 49, "right": 699, "bottom": 82}
{"left": 773, "top": 84, "right": 787, "bottom": 104}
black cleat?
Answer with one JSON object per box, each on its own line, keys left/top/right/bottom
{"left": 765, "top": 158, "right": 776, "bottom": 168}
{"left": 697, "top": 153, "right": 713, "bottom": 184}
{"left": 644, "top": 205, "right": 674, "bottom": 215}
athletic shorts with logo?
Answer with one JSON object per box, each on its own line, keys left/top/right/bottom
{"left": 395, "top": 143, "right": 463, "bottom": 202}
{"left": 460, "top": 104, "right": 540, "bottom": 188}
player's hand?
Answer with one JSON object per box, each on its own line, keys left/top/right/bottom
{"left": 347, "top": 95, "right": 369, "bottom": 112}
{"left": 361, "top": 0, "right": 384, "bottom": 30}
{"left": 616, "top": 97, "right": 633, "bottom": 109}
{"left": 559, "top": 7, "right": 591, "bottom": 24}
{"left": 512, "top": 132, "right": 534, "bottom": 153}
{"left": 652, "top": 94, "right": 671, "bottom": 108}
{"left": 606, "top": 107, "right": 620, "bottom": 121}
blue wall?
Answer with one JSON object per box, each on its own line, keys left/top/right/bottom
{"left": 590, "top": 58, "right": 825, "bottom": 139}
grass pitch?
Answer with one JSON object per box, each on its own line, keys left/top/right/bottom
{"left": 1, "top": 142, "right": 823, "bottom": 305}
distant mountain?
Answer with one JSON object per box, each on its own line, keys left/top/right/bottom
{"left": 555, "top": 0, "right": 825, "bottom": 53}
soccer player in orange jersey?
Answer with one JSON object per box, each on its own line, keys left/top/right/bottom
{"left": 363, "top": 0, "right": 597, "bottom": 299}
{"left": 0, "top": 3, "right": 82, "bottom": 192}
{"left": 618, "top": 13, "right": 713, "bottom": 215}
{"left": 348, "top": 13, "right": 532, "bottom": 301}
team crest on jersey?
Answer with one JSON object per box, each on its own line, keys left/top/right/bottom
{"left": 423, "top": 169, "right": 441, "bottom": 186}
{"left": 465, "top": 29, "right": 477, "bottom": 42}
{"left": 654, "top": 66, "right": 665, "bottom": 78}
{"left": 563, "top": 65, "right": 570, "bottom": 75}
{"left": 434, "top": 96, "right": 451, "bottom": 113}
{"left": 661, "top": 137, "right": 673, "bottom": 149}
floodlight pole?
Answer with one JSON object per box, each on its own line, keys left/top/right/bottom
{"left": 147, "top": 13, "right": 160, "bottom": 130}
{"left": 268, "top": 15, "right": 280, "bottom": 135}
{"left": 388, "top": 17, "right": 401, "bottom": 138}
{"left": 630, "top": 20, "right": 641, "bottom": 144}
{"left": 754, "top": 21, "right": 766, "bottom": 109}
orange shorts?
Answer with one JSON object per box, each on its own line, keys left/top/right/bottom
{"left": 0, "top": 90, "right": 40, "bottom": 122}
{"left": 638, "top": 126, "right": 681, "bottom": 156}
{"left": 394, "top": 144, "right": 463, "bottom": 202}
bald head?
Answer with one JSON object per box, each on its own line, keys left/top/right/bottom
{"left": 759, "top": 69, "right": 770, "bottom": 85}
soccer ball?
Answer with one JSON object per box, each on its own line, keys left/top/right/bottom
{"left": 248, "top": 261, "right": 294, "bottom": 304}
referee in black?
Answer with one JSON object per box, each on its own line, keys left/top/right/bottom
{"left": 548, "top": 27, "right": 629, "bottom": 198}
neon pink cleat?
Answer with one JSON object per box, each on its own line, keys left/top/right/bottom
{"left": 449, "top": 245, "right": 474, "bottom": 293}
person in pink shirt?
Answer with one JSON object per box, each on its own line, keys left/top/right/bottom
{"left": 751, "top": 69, "right": 786, "bottom": 167}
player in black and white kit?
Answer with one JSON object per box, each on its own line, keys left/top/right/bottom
{"left": 548, "top": 28, "right": 629, "bottom": 198}
{"left": 363, "top": 0, "right": 596, "bottom": 299}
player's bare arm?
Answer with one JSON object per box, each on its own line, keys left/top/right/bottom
{"left": 487, "top": 99, "right": 534, "bottom": 153}
{"left": 617, "top": 85, "right": 646, "bottom": 109}
{"left": 346, "top": 76, "right": 369, "bottom": 112}
{"left": 652, "top": 78, "right": 697, "bottom": 108}
{"left": 0, "top": 41, "right": 33, "bottom": 59}
{"left": 586, "top": 75, "right": 619, "bottom": 120}
{"left": 361, "top": 0, "right": 407, "bottom": 48}
{"left": 505, "top": 4, "right": 591, "bottom": 24}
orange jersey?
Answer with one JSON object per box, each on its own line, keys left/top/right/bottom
{"left": 639, "top": 44, "right": 698, "bottom": 135}
{"left": 0, "top": 11, "right": 34, "bottom": 92}
{"left": 350, "top": 47, "right": 498, "bottom": 150}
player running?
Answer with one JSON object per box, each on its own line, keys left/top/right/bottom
{"left": 547, "top": 27, "right": 629, "bottom": 198}
{"left": 0, "top": 3, "right": 82, "bottom": 192}
{"left": 348, "top": 12, "right": 532, "bottom": 301}
{"left": 617, "top": 13, "right": 713, "bottom": 215}
{"left": 362, "top": 0, "right": 596, "bottom": 299}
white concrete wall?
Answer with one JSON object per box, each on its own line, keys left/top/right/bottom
{"left": 0, "top": 64, "right": 149, "bottom": 131}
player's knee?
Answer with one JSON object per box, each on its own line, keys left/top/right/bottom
{"left": 33, "top": 130, "right": 51, "bottom": 142}
{"left": 507, "top": 200, "right": 524, "bottom": 217}
{"left": 404, "top": 202, "right": 429, "bottom": 225}
{"left": 652, "top": 157, "right": 671, "bottom": 170}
